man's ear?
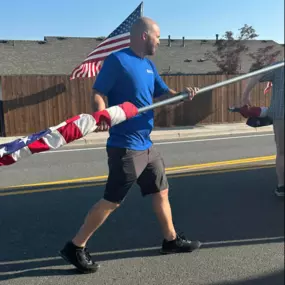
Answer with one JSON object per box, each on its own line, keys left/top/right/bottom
{"left": 141, "top": 31, "right": 148, "bottom": 41}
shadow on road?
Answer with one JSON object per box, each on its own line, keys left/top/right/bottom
{"left": 209, "top": 269, "right": 284, "bottom": 285}
{"left": 0, "top": 166, "right": 283, "bottom": 281}
{"left": 2, "top": 268, "right": 284, "bottom": 284}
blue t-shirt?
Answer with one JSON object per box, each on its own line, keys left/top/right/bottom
{"left": 92, "top": 48, "right": 169, "bottom": 150}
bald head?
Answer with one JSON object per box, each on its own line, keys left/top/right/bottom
{"left": 130, "top": 17, "right": 159, "bottom": 38}
{"left": 129, "top": 17, "right": 160, "bottom": 56}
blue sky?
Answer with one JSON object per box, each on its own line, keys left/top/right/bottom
{"left": 1, "top": 0, "right": 284, "bottom": 43}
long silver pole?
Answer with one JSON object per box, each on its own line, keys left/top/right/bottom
{"left": 137, "top": 61, "right": 284, "bottom": 114}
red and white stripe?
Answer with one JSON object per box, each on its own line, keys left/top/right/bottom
{"left": 0, "top": 102, "right": 138, "bottom": 166}
{"left": 239, "top": 105, "right": 268, "bottom": 118}
{"left": 70, "top": 33, "right": 130, "bottom": 79}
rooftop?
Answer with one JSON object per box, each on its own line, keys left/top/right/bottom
{"left": 0, "top": 36, "right": 284, "bottom": 75}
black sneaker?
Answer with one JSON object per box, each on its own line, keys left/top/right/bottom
{"left": 160, "top": 233, "right": 201, "bottom": 254}
{"left": 59, "top": 241, "right": 99, "bottom": 274}
{"left": 275, "top": 186, "right": 284, "bottom": 197}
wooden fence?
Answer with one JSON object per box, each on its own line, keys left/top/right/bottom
{"left": 0, "top": 74, "right": 271, "bottom": 137}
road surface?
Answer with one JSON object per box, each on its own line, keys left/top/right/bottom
{"left": 0, "top": 132, "right": 284, "bottom": 285}
{"left": 0, "top": 132, "right": 276, "bottom": 188}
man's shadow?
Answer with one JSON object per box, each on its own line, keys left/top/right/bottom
{"left": 3, "top": 83, "right": 66, "bottom": 112}
{"left": 1, "top": 82, "right": 67, "bottom": 136}
{"left": 0, "top": 248, "right": 161, "bottom": 280}
{"left": 1, "top": 255, "right": 284, "bottom": 283}
{"left": 154, "top": 90, "right": 227, "bottom": 127}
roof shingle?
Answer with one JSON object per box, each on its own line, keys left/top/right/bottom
{"left": 0, "top": 36, "right": 283, "bottom": 75}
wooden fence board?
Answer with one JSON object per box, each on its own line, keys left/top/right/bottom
{"left": 1, "top": 75, "right": 271, "bottom": 136}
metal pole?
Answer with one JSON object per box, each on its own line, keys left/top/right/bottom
{"left": 137, "top": 61, "right": 284, "bottom": 114}
{"left": 140, "top": 1, "right": 144, "bottom": 15}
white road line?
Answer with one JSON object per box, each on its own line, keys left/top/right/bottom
{"left": 0, "top": 236, "right": 282, "bottom": 266}
{"left": 39, "top": 133, "right": 274, "bottom": 154}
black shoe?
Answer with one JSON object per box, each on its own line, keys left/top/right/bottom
{"left": 59, "top": 241, "right": 99, "bottom": 274}
{"left": 275, "top": 186, "right": 284, "bottom": 197}
{"left": 160, "top": 233, "right": 201, "bottom": 254}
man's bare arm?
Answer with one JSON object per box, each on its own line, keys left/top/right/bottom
{"left": 241, "top": 74, "right": 264, "bottom": 106}
{"left": 155, "top": 88, "right": 179, "bottom": 101}
{"left": 91, "top": 89, "right": 107, "bottom": 112}
{"left": 155, "top": 87, "right": 198, "bottom": 104}
{"left": 91, "top": 89, "right": 109, "bottom": 132}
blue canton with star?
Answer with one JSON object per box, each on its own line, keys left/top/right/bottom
{"left": 0, "top": 129, "right": 51, "bottom": 156}
{"left": 108, "top": 3, "right": 142, "bottom": 38}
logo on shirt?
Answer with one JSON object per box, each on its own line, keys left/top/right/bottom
{"left": 146, "top": 69, "right": 153, "bottom": 74}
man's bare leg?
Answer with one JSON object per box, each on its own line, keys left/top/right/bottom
{"left": 72, "top": 199, "right": 119, "bottom": 247}
{"left": 151, "top": 188, "right": 201, "bottom": 253}
{"left": 152, "top": 189, "right": 177, "bottom": 241}
{"left": 59, "top": 198, "right": 120, "bottom": 273}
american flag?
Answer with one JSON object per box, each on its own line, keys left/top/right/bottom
{"left": 70, "top": 2, "right": 143, "bottom": 79}
{"left": 264, "top": 81, "right": 273, "bottom": 94}
{"left": 0, "top": 102, "right": 138, "bottom": 166}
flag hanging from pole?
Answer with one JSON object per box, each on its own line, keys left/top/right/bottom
{"left": 70, "top": 2, "right": 143, "bottom": 79}
{"left": 0, "top": 102, "right": 138, "bottom": 167}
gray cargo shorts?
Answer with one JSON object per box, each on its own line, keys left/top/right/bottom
{"left": 103, "top": 145, "right": 169, "bottom": 203}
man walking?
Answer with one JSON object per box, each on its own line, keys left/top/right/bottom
{"left": 59, "top": 17, "right": 201, "bottom": 274}
{"left": 242, "top": 60, "right": 284, "bottom": 197}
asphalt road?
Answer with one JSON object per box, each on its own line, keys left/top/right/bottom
{"left": 0, "top": 132, "right": 276, "bottom": 187}
{"left": 0, "top": 166, "right": 284, "bottom": 285}
{"left": 0, "top": 132, "right": 283, "bottom": 285}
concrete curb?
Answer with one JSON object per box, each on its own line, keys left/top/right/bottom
{"left": 0, "top": 123, "right": 273, "bottom": 147}
{"left": 69, "top": 123, "right": 274, "bottom": 146}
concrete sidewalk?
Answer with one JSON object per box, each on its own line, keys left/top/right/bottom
{"left": 0, "top": 123, "right": 273, "bottom": 147}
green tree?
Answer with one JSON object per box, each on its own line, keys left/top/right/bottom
{"left": 205, "top": 24, "right": 258, "bottom": 74}
{"left": 248, "top": 45, "right": 281, "bottom": 71}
